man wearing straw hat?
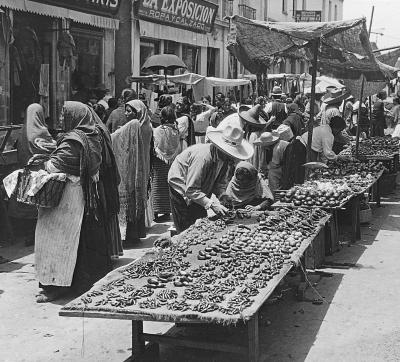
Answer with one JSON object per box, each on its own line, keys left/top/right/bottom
{"left": 168, "top": 124, "right": 254, "bottom": 233}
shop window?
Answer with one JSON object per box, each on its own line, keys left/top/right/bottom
{"left": 70, "top": 28, "right": 103, "bottom": 102}
{"left": 164, "top": 40, "right": 179, "bottom": 55}
{"left": 207, "top": 48, "right": 218, "bottom": 77}
{"left": 182, "top": 45, "right": 200, "bottom": 74}
{"left": 10, "top": 13, "right": 52, "bottom": 124}
{"left": 140, "top": 39, "right": 160, "bottom": 75}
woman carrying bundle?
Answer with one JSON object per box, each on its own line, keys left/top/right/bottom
{"left": 35, "top": 101, "right": 120, "bottom": 302}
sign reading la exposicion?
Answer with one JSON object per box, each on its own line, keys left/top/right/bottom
{"left": 137, "top": 0, "right": 218, "bottom": 33}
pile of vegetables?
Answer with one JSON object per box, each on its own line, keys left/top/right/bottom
{"left": 361, "top": 137, "right": 399, "bottom": 154}
{"left": 277, "top": 181, "right": 352, "bottom": 208}
{"left": 308, "top": 159, "right": 385, "bottom": 179}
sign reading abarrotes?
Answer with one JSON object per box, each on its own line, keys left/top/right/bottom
{"left": 31, "top": 0, "right": 121, "bottom": 17}
{"left": 137, "top": 0, "right": 218, "bottom": 33}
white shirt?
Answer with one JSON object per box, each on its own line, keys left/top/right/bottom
{"left": 300, "top": 125, "right": 337, "bottom": 161}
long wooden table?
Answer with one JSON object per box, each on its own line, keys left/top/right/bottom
{"left": 60, "top": 213, "right": 331, "bottom": 362}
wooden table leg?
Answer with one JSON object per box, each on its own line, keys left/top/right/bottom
{"left": 131, "top": 321, "right": 145, "bottom": 361}
{"left": 376, "top": 178, "right": 381, "bottom": 207}
{"left": 350, "top": 196, "right": 361, "bottom": 242}
{"left": 248, "top": 312, "right": 259, "bottom": 362}
{"left": 350, "top": 197, "right": 358, "bottom": 243}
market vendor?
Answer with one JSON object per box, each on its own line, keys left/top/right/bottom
{"left": 226, "top": 161, "right": 274, "bottom": 211}
{"left": 168, "top": 124, "right": 254, "bottom": 233}
{"left": 300, "top": 110, "right": 347, "bottom": 162}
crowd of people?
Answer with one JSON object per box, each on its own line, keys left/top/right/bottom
{"left": 5, "top": 81, "right": 400, "bottom": 303}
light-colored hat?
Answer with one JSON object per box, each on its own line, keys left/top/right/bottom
{"left": 238, "top": 104, "right": 267, "bottom": 128}
{"left": 273, "top": 124, "right": 294, "bottom": 142}
{"left": 323, "top": 89, "right": 350, "bottom": 105}
{"left": 206, "top": 124, "right": 254, "bottom": 160}
{"left": 271, "top": 86, "right": 283, "bottom": 96}
{"left": 253, "top": 132, "right": 279, "bottom": 146}
{"left": 97, "top": 99, "right": 109, "bottom": 110}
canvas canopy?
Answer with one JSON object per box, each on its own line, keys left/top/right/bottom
{"left": 227, "top": 16, "right": 398, "bottom": 82}
{"left": 127, "top": 73, "right": 251, "bottom": 101}
{"left": 127, "top": 73, "right": 250, "bottom": 86}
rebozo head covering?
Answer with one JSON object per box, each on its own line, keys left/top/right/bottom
{"left": 226, "top": 161, "right": 273, "bottom": 207}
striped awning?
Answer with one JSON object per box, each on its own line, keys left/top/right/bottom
{"left": 0, "top": 0, "right": 119, "bottom": 29}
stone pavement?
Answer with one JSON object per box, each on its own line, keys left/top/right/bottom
{"left": 1, "top": 191, "right": 400, "bottom": 362}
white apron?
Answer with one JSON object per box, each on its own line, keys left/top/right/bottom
{"left": 35, "top": 180, "right": 84, "bottom": 286}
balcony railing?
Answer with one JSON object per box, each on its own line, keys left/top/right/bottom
{"left": 238, "top": 4, "right": 256, "bottom": 20}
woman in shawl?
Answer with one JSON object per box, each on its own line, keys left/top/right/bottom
{"left": 106, "top": 88, "right": 137, "bottom": 133}
{"left": 226, "top": 162, "right": 273, "bottom": 211}
{"left": 152, "top": 106, "right": 181, "bottom": 219}
{"left": 35, "top": 101, "right": 119, "bottom": 302}
{"left": 112, "top": 100, "right": 153, "bottom": 245}
{"left": 17, "top": 103, "right": 56, "bottom": 165}
{"left": 7, "top": 104, "right": 56, "bottom": 244}
{"left": 175, "top": 96, "right": 196, "bottom": 150}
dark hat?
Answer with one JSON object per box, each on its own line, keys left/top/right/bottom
{"left": 239, "top": 104, "right": 267, "bottom": 128}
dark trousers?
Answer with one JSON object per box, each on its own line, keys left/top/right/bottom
{"left": 169, "top": 185, "right": 207, "bottom": 233}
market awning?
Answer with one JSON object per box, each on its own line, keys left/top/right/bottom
{"left": 227, "top": 16, "right": 397, "bottom": 82}
{"left": 0, "top": 0, "right": 119, "bottom": 30}
{"left": 127, "top": 73, "right": 251, "bottom": 87}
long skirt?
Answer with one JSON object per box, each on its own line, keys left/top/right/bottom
{"left": 152, "top": 157, "right": 171, "bottom": 214}
{"left": 35, "top": 181, "right": 112, "bottom": 291}
{"left": 169, "top": 185, "right": 207, "bottom": 233}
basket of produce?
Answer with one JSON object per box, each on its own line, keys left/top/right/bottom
{"left": 15, "top": 168, "right": 66, "bottom": 208}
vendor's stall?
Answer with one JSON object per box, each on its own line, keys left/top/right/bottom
{"left": 61, "top": 208, "right": 331, "bottom": 362}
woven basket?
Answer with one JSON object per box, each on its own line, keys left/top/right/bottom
{"left": 360, "top": 207, "right": 372, "bottom": 224}
{"left": 15, "top": 168, "right": 66, "bottom": 208}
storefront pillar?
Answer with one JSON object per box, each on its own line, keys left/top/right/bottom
{"left": 200, "top": 47, "right": 207, "bottom": 76}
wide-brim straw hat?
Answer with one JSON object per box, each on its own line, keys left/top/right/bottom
{"left": 238, "top": 104, "right": 266, "bottom": 128}
{"left": 206, "top": 124, "right": 254, "bottom": 160}
{"left": 253, "top": 132, "right": 279, "bottom": 146}
{"left": 323, "top": 90, "right": 350, "bottom": 105}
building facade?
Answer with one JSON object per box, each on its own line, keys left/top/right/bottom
{"left": 0, "top": 0, "right": 119, "bottom": 126}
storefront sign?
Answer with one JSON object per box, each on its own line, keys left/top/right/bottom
{"left": 31, "top": 0, "right": 121, "bottom": 17}
{"left": 137, "top": 0, "right": 218, "bottom": 33}
{"left": 295, "top": 10, "right": 322, "bottom": 22}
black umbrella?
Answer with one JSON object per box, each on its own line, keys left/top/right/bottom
{"left": 142, "top": 54, "right": 187, "bottom": 91}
